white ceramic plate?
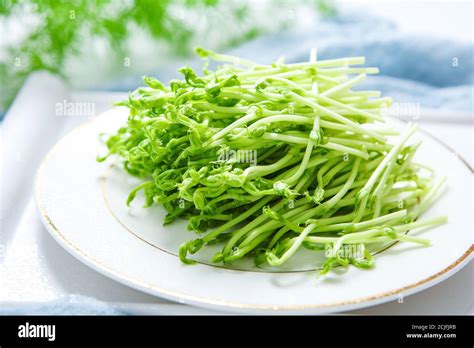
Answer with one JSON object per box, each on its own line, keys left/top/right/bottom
{"left": 35, "top": 107, "right": 473, "bottom": 314}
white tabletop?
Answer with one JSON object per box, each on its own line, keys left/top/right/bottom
{"left": 1, "top": 73, "right": 472, "bottom": 314}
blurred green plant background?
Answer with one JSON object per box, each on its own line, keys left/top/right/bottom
{"left": 0, "top": 0, "right": 335, "bottom": 114}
